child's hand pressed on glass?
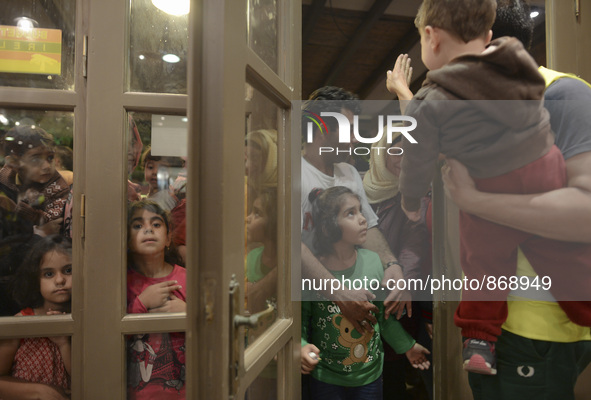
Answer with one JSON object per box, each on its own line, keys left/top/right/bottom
{"left": 301, "top": 344, "right": 320, "bottom": 375}
{"left": 386, "top": 54, "right": 413, "bottom": 101}
{"left": 405, "top": 343, "right": 431, "bottom": 370}
{"left": 138, "top": 280, "right": 182, "bottom": 310}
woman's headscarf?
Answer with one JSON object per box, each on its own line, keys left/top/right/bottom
{"left": 246, "top": 129, "right": 278, "bottom": 189}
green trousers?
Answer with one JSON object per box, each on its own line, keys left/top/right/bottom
{"left": 469, "top": 330, "right": 591, "bottom": 400}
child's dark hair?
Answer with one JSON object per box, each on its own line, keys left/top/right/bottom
{"left": 492, "top": 0, "right": 533, "bottom": 50}
{"left": 2, "top": 125, "right": 55, "bottom": 158}
{"left": 302, "top": 86, "right": 361, "bottom": 141}
{"left": 12, "top": 235, "right": 72, "bottom": 309}
{"left": 55, "top": 145, "right": 74, "bottom": 171}
{"left": 127, "top": 200, "right": 184, "bottom": 267}
{"left": 309, "top": 186, "right": 360, "bottom": 255}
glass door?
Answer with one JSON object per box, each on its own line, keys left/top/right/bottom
{"left": 0, "top": 0, "right": 299, "bottom": 398}
{"left": 0, "top": 0, "right": 83, "bottom": 398}
{"left": 187, "top": 0, "right": 301, "bottom": 398}
{"left": 83, "top": 0, "right": 189, "bottom": 398}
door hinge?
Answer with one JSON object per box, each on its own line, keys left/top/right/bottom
{"left": 82, "top": 35, "right": 88, "bottom": 78}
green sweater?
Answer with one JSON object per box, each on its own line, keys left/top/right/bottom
{"left": 301, "top": 249, "right": 415, "bottom": 387}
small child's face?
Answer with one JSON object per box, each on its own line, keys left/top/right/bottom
{"left": 246, "top": 197, "right": 267, "bottom": 243}
{"left": 39, "top": 250, "right": 72, "bottom": 309}
{"left": 17, "top": 146, "right": 56, "bottom": 184}
{"left": 337, "top": 195, "right": 367, "bottom": 246}
{"left": 129, "top": 208, "right": 171, "bottom": 256}
{"left": 144, "top": 160, "right": 169, "bottom": 192}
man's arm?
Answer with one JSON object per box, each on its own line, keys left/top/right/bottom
{"left": 363, "top": 227, "right": 411, "bottom": 318}
{"left": 442, "top": 152, "right": 591, "bottom": 242}
{"left": 301, "top": 242, "right": 378, "bottom": 333}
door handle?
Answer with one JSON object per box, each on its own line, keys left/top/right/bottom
{"left": 234, "top": 302, "right": 275, "bottom": 329}
{"left": 228, "top": 275, "right": 277, "bottom": 398}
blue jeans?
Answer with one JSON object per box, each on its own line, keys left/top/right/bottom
{"left": 308, "top": 375, "right": 382, "bottom": 400}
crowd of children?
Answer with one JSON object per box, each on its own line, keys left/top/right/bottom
{"left": 0, "top": 116, "right": 191, "bottom": 398}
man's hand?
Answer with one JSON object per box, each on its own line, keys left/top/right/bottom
{"left": 333, "top": 289, "right": 378, "bottom": 334}
{"left": 382, "top": 264, "right": 412, "bottom": 320}
{"left": 441, "top": 158, "right": 480, "bottom": 213}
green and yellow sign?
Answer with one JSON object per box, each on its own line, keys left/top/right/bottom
{"left": 0, "top": 26, "right": 62, "bottom": 75}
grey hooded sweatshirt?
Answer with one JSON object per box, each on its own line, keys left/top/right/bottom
{"left": 400, "top": 36, "right": 555, "bottom": 211}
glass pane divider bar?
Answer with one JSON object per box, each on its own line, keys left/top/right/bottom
{"left": 243, "top": 317, "right": 293, "bottom": 372}
{"left": 0, "top": 315, "right": 74, "bottom": 338}
{"left": 246, "top": 49, "right": 293, "bottom": 108}
{"left": 121, "top": 92, "right": 187, "bottom": 113}
{"left": 120, "top": 313, "right": 187, "bottom": 334}
{"left": 0, "top": 88, "right": 77, "bottom": 109}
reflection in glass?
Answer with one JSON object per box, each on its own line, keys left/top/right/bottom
{"left": 129, "top": 0, "right": 189, "bottom": 94}
{"left": 127, "top": 112, "right": 187, "bottom": 263}
{"left": 245, "top": 357, "right": 277, "bottom": 400}
{"left": 125, "top": 201, "right": 187, "bottom": 397}
{"left": 0, "top": 110, "right": 73, "bottom": 317}
{"left": 126, "top": 332, "right": 186, "bottom": 398}
{"left": 0, "top": 0, "right": 76, "bottom": 90}
{"left": 244, "top": 88, "right": 280, "bottom": 346}
{"left": 248, "top": 0, "right": 278, "bottom": 73}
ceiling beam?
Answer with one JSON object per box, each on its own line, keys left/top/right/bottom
{"left": 303, "top": 0, "right": 329, "bottom": 45}
{"left": 322, "top": 0, "right": 395, "bottom": 86}
{"left": 358, "top": 27, "right": 420, "bottom": 99}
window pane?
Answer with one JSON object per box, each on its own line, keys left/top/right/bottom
{"left": 0, "top": 0, "right": 75, "bottom": 90}
{"left": 126, "top": 332, "right": 186, "bottom": 397}
{"left": 245, "top": 85, "right": 279, "bottom": 346}
{"left": 246, "top": 357, "right": 277, "bottom": 400}
{"left": 125, "top": 112, "right": 188, "bottom": 315}
{"left": 0, "top": 109, "right": 74, "bottom": 317}
{"left": 1, "top": 333, "right": 72, "bottom": 395}
{"left": 128, "top": 0, "right": 189, "bottom": 94}
{"left": 248, "top": 0, "right": 278, "bottom": 73}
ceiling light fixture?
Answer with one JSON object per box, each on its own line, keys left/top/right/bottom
{"left": 151, "top": 0, "right": 189, "bottom": 16}
{"left": 14, "top": 17, "right": 38, "bottom": 30}
{"left": 162, "top": 54, "right": 180, "bottom": 63}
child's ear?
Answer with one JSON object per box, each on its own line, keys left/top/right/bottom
{"left": 485, "top": 30, "right": 493, "bottom": 45}
{"left": 4, "top": 155, "right": 19, "bottom": 169}
{"left": 425, "top": 26, "right": 440, "bottom": 52}
{"left": 166, "top": 232, "right": 172, "bottom": 247}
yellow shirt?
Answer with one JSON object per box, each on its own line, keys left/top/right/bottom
{"left": 503, "top": 67, "right": 591, "bottom": 343}
{"left": 503, "top": 248, "right": 591, "bottom": 342}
